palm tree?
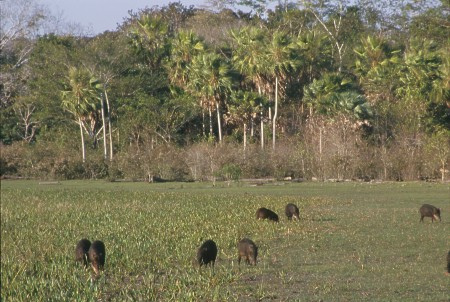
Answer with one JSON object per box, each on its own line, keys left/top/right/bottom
{"left": 231, "top": 26, "right": 269, "bottom": 148}
{"left": 61, "top": 67, "right": 103, "bottom": 162}
{"left": 167, "top": 30, "right": 206, "bottom": 135}
{"left": 353, "top": 35, "right": 401, "bottom": 103}
{"left": 295, "top": 30, "right": 333, "bottom": 82}
{"left": 189, "top": 52, "right": 233, "bottom": 142}
{"left": 129, "top": 14, "right": 170, "bottom": 68}
{"left": 227, "top": 90, "right": 267, "bottom": 151}
{"left": 168, "top": 30, "right": 205, "bottom": 87}
{"left": 265, "top": 30, "right": 297, "bottom": 150}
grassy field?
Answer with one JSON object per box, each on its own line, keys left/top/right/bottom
{"left": 1, "top": 180, "right": 449, "bottom": 301}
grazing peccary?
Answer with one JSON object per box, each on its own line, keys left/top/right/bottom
{"left": 75, "top": 239, "right": 91, "bottom": 268}
{"left": 256, "top": 207, "right": 279, "bottom": 222}
{"left": 88, "top": 240, "right": 106, "bottom": 275}
{"left": 447, "top": 251, "right": 450, "bottom": 275}
{"left": 197, "top": 240, "right": 218, "bottom": 269}
{"left": 285, "top": 203, "right": 300, "bottom": 220}
{"left": 419, "top": 204, "right": 441, "bottom": 222}
{"left": 237, "top": 238, "right": 258, "bottom": 265}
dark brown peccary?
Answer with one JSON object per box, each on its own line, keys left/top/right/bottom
{"left": 237, "top": 238, "right": 258, "bottom": 265}
{"left": 256, "top": 207, "right": 279, "bottom": 222}
{"left": 419, "top": 204, "right": 441, "bottom": 222}
{"left": 197, "top": 240, "right": 218, "bottom": 270}
{"left": 88, "top": 240, "right": 106, "bottom": 276}
{"left": 75, "top": 239, "right": 91, "bottom": 268}
{"left": 285, "top": 203, "right": 300, "bottom": 220}
{"left": 447, "top": 251, "right": 450, "bottom": 275}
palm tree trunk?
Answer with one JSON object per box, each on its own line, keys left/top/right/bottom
{"left": 202, "top": 109, "right": 206, "bottom": 137}
{"left": 243, "top": 122, "right": 247, "bottom": 151}
{"left": 100, "top": 95, "right": 107, "bottom": 160}
{"left": 105, "top": 90, "right": 113, "bottom": 161}
{"left": 272, "top": 76, "right": 278, "bottom": 150}
{"left": 208, "top": 106, "right": 213, "bottom": 137}
{"left": 260, "top": 105, "right": 264, "bottom": 149}
{"left": 216, "top": 101, "right": 222, "bottom": 142}
{"left": 258, "top": 85, "right": 264, "bottom": 149}
{"left": 79, "top": 117, "right": 86, "bottom": 162}
{"left": 201, "top": 100, "right": 206, "bottom": 137}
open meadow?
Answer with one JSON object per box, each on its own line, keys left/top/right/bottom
{"left": 1, "top": 180, "right": 449, "bottom": 301}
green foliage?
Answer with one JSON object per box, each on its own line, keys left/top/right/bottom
{"left": 128, "top": 14, "right": 171, "bottom": 68}
{"left": 1, "top": 0, "right": 449, "bottom": 182}
{"left": 295, "top": 30, "right": 334, "bottom": 81}
{"left": 304, "top": 73, "right": 372, "bottom": 120}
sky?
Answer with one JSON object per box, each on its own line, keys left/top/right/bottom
{"left": 40, "top": 0, "right": 208, "bottom": 34}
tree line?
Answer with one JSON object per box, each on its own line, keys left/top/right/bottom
{"left": 1, "top": 0, "right": 449, "bottom": 182}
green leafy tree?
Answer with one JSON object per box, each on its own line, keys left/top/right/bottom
{"left": 231, "top": 26, "right": 269, "bottom": 148}
{"left": 167, "top": 30, "right": 205, "bottom": 88}
{"left": 296, "top": 30, "right": 333, "bottom": 83}
{"left": 396, "top": 39, "right": 449, "bottom": 132}
{"left": 354, "top": 35, "right": 401, "bottom": 102}
{"left": 61, "top": 67, "right": 103, "bottom": 162}
{"left": 227, "top": 90, "right": 267, "bottom": 150}
{"left": 128, "top": 14, "right": 171, "bottom": 69}
{"left": 265, "top": 30, "right": 297, "bottom": 149}
{"left": 189, "top": 52, "right": 233, "bottom": 142}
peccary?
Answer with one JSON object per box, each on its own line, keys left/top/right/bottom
{"left": 447, "top": 251, "right": 450, "bottom": 275}
{"left": 237, "top": 238, "right": 258, "bottom": 265}
{"left": 75, "top": 239, "right": 91, "bottom": 268}
{"left": 197, "top": 240, "right": 218, "bottom": 269}
{"left": 256, "top": 207, "right": 279, "bottom": 222}
{"left": 285, "top": 203, "right": 300, "bottom": 220}
{"left": 88, "top": 240, "right": 106, "bottom": 275}
{"left": 419, "top": 204, "right": 441, "bottom": 222}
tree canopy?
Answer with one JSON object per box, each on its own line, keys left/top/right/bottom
{"left": 1, "top": 0, "right": 449, "bottom": 182}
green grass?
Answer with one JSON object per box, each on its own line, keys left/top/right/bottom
{"left": 1, "top": 180, "right": 449, "bottom": 301}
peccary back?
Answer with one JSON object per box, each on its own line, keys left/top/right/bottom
{"left": 419, "top": 204, "right": 441, "bottom": 222}
{"left": 75, "top": 239, "right": 91, "bottom": 268}
{"left": 197, "top": 240, "right": 218, "bottom": 268}
{"left": 256, "top": 207, "right": 279, "bottom": 222}
{"left": 285, "top": 203, "right": 300, "bottom": 220}
{"left": 88, "top": 240, "right": 106, "bottom": 275}
{"left": 237, "top": 238, "right": 258, "bottom": 265}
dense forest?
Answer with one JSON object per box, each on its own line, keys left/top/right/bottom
{"left": 1, "top": 0, "right": 449, "bottom": 182}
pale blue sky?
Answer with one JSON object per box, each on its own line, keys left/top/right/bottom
{"left": 40, "top": 0, "right": 208, "bottom": 34}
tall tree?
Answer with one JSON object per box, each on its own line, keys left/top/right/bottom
{"left": 300, "top": 0, "right": 347, "bottom": 72}
{"left": 167, "top": 30, "right": 205, "bottom": 88}
{"left": 231, "top": 26, "right": 269, "bottom": 148}
{"left": 61, "top": 67, "right": 103, "bottom": 162}
{"left": 265, "top": 30, "right": 296, "bottom": 149}
{"left": 189, "top": 52, "right": 233, "bottom": 142}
